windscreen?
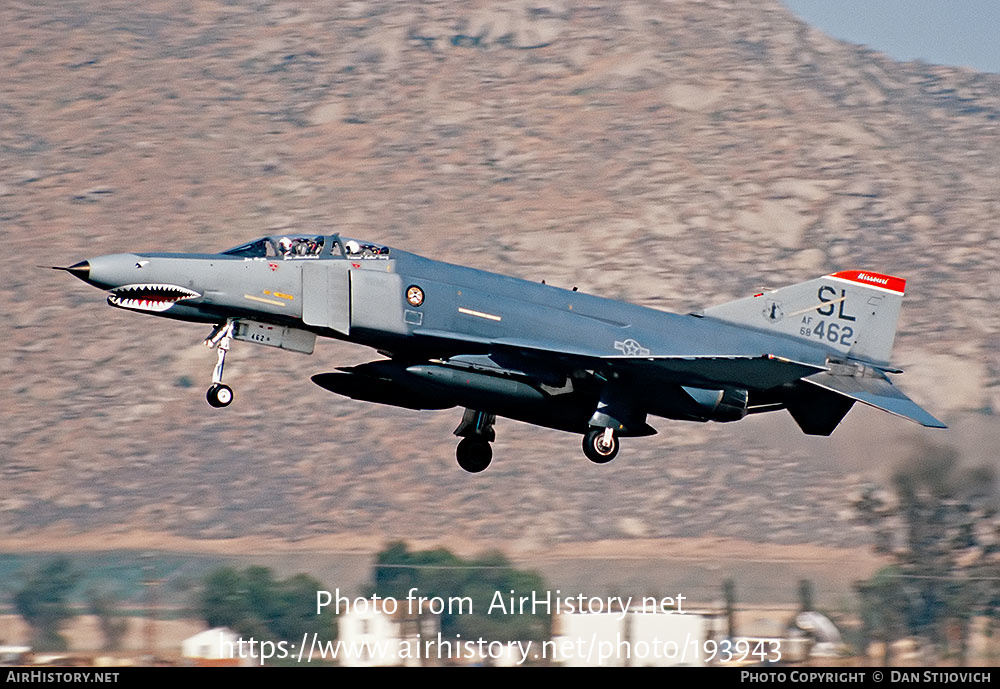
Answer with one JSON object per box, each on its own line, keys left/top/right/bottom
{"left": 221, "top": 237, "right": 276, "bottom": 258}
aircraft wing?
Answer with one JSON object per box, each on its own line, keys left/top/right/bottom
{"left": 413, "top": 328, "right": 826, "bottom": 389}
{"left": 801, "top": 371, "right": 947, "bottom": 428}
{"left": 609, "top": 354, "right": 826, "bottom": 389}
{"left": 410, "top": 328, "right": 946, "bottom": 430}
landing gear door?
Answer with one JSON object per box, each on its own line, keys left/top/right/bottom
{"left": 302, "top": 262, "right": 350, "bottom": 335}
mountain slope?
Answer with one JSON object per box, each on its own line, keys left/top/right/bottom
{"left": 1, "top": 0, "right": 997, "bottom": 549}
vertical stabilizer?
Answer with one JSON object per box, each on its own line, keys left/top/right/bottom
{"left": 703, "top": 270, "right": 906, "bottom": 365}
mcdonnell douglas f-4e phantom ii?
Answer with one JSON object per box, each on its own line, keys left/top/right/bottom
{"left": 57, "top": 234, "right": 945, "bottom": 472}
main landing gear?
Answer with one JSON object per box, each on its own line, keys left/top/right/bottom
{"left": 582, "top": 427, "right": 619, "bottom": 463}
{"left": 454, "top": 409, "right": 495, "bottom": 473}
{"left": 204, "top": 320, "right": 235, "bottom": 408}
{"left": 456, "top": 437, "right": 492, "bottom": 473}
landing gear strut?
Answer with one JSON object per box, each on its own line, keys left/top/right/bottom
{"left": 204, "top": 320, "right": 235, "bottom": 408}
{"left": 583, "top": 427, "right": 619, "bottom": 463}
{"left": 454, "top": 409, "right": 495, "bottom": 473}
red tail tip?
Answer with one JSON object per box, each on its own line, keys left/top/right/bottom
{"left": 828, "top": 270, "right": 905, "bottom": 294}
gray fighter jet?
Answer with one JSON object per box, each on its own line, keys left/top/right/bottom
{"left": 57, "top": 233, "right": 945, "bottom": 472}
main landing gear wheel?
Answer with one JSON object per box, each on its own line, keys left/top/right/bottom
{"left": 206, "top": 383, "right": 233, "bottom": 408}
{"left": 456, "top": 437, "right": 492, "bottom": 473}
{"left": 583, "top": 428, "right": 619, "bottom": 464}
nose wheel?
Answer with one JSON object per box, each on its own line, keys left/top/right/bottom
{"left": 204, "top": 320, "right": 236, "bottom": 408}
{"left": 583, "top": 427, "right": 619, "bottom": 463}
{"left": 207, "top": 383, "right": 233, "bottom": 408}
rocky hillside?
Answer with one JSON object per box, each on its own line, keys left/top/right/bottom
{"left": 1, "top": 0, "right": 997, "bottom": 550}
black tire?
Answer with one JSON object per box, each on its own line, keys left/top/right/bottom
{"left": 583, "top": 428, "right": 619, "bottom": 463}
{"left": 456, "top": 437, "right": 492, "bottom": 473}
{"left": 207, "top": 383, "right": 233, "bottom": 408}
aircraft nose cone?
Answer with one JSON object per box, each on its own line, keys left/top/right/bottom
{"left": 65, "top": 260, "right": 91, "bottom": 282}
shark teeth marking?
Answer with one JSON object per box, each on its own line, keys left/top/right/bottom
{"left": 107, "top": 284, "right": 200, "bottom": 312}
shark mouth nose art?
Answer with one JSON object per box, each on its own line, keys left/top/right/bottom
{"left": 107, "top": 284, "right": 200, "bottom": 312}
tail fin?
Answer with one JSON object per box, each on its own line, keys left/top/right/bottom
{"left": 703, "top": 270, "right": 905, "bottom": 365}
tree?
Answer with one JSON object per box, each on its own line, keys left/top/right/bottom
{"left": 87, "top": 589, "right": 128, "bottom": 651}
{"left": 855, "top": 566, "right": 910, "bottom": 665}
{"left": 372, "top": 541, "right": 550, "bottom": 642}
{"left": 854, "top": 443, "right": 1000, "bottom": 662}
{"left": 14, "top": 558, "right": 80, "bottom": 650}
{"left": 198, "top": 566, "right": 331, "bottom": 643}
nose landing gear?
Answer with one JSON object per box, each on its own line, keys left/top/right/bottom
{"left": 204, "top": 320, "right": 235, "bottom": 408}
{"left": 207, "top": 383, "right": 233, "bottom": 408}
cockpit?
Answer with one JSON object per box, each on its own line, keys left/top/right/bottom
{"left": 222, "top": 235, "right": 326, "bottom": 259}
{"left": 339, "top": 237, "right": 390, "bottom": 259}
{"left": 221, "top": 234, "right": 390, "bottom": 260}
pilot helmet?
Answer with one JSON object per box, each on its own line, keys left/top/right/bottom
{"left": 278, "top": 237, "right": 292, "bottom": 253}
{"left": 344, "top": 240, "right": 361, "bottom": 255}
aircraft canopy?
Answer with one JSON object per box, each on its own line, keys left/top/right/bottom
{"left": 222, "top": 235, "right": 326, "bottom": 259}
{"left": 221, "top": 235, "right": 390, "bottom": 260}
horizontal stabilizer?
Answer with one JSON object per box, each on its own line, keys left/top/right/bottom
{"left": 803, "top": 372, "right": 947, "bottom": 429}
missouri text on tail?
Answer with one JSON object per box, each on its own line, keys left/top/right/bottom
{"left": 57, "top": 235, "right": 945, "bottom": 473}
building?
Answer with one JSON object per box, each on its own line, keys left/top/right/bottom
{"left": 181, "top": 627, "right": 245, "bottom": 667}
{"left": 553, "top": 607, "right": 720, "bottom": 667}
{"left": 337, "top": 609, "right": 439, "bottom": 667}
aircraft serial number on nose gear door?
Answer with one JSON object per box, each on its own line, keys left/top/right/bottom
{"left": 233, "top": 321, "right": 317, "bottom": 354}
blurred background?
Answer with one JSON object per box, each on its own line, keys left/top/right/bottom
{"left": 0, "top": 0, "right": 997, "bottom": 666}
